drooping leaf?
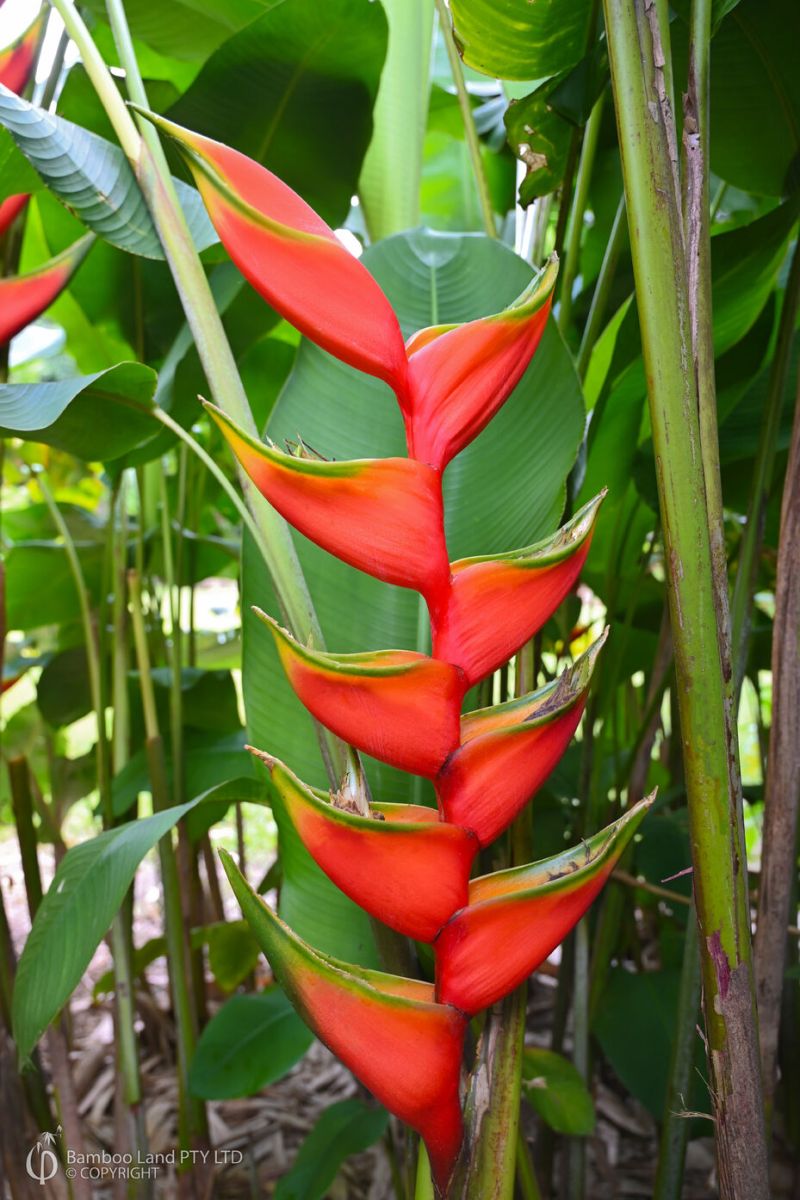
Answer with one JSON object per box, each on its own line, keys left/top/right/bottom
{"left": 437, "top": 635, "right": 605, "bottom": 845}
{"left": 434, "top": 798, "right": 653, "bottom": 1014}
{"left": 0, "top": 85, "right": 217, "bottom": 257}
{"left": 13, "top": 801, "right": 200, "bottom": 1060}
{"left": 188, "top": 988, "right": 314, "bottom": 1099}
{"left": 0, "top": 362, "right": 158, "bottom": 460}
{"left": 262, "top": 756, "right": 477, "bottom": 942}
{"left": 221, "top": 850, "right": 466, "bottom": 1193}
{"left": 141, "top": 112, "right": 408, "bottom": 392}
{"left": 521, "top": 1048, "right": 595, "bottom": 1135}
{"left": 257, "top": 612, "right": 463, "bottom": 777}
{"left": 274, "top": 1099, "right": 389, "bottom": 1200}
{"left": 0, "top": 234, "right": 94, "bottom": 347}
{"left": 432, "top": 494, "right": 603, "bottom": 686}
{"left": 449, "top": 0, "right": 594, "bottom": 82}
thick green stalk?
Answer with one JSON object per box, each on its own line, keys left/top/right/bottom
{"left": 433, "top": 0, "right": 496, "bottom": 239}
{"left": 415, "top": 1145, "right": 435, "bottom": 1200}
{"left": 558, "top": 95, "right": 605, "bottom": 333}
{"left": 515, "top": 1134, "right": 542, "bottom": 1200}
{"left": 603, "top": 3, "right": 768, "bottom": 1196}
{"left": 576, "top": 195, "right": 626, "bottom": 379}
{"left": 128, "top": 570, "right": 206, "bottom": 1153}
{"left": 730, "top": 235, "right": 800, "bottom": 696}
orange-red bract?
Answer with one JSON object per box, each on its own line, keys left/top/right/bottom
{"left": 262, "top": 757, "right": 478, "bottom": 941}
{"left": 0, "top": 16, "right": 41, "bottom": 95}
{"left": 221, "top": 850, "right": 466, "bottom": 1192}
{"left": 432, "top": 494, "right": 604, "bottom": 686}
{"left": 405, "top": 259, "right": 557, "bottom": 470}
{"left": 0, "top": 193, "right": 28, "bottom": 236}
{"left": 208, "top": 404, "right": 451, "bottom": 600}
{"left": 0, "top": 235, "right": 94, "bottom": 347}
{"left": 139, "top": 111, "right": 409, "bottom": 397}
{"left": 437, "top": 635, "right": 606, "bottom": 845}
{"left": 435, "top": 798, "right": 653, "bottom": 1013}
{"left": 258, "top": 612, "right": 464, "bottom": 777}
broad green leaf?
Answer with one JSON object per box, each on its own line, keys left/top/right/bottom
{"left": 242, "top": 230, "right": 584, "bottom": 962}
{"left": 167, "top": 0, "right": 388, "bottom": 226}
{"left": 0, "top": 86, "right": 217, "bottom": 257}
{"left": 112, "top": 730, "right": 260, "bottom": 817}
{"left": 359, "top": 0, "right": 434, "bottom": 238}
{"left": 206, "top": 921, "right": 261, "bottom": 991}
{"left": 184, "top": 776, "right": 269, "bottom": 843}
{"left": 37, "top": 646, "right": 92, "bottom": 728}
{"left": 521, "top": 1048, "right": 595, "bottom": 1135}
{"left": 188, "top": 987, "right": 313, "bottom": 1099}
{"left": 13, "top": 801, "right": 199, "bottom": 1060}
{"left": 450, "top": 0, "right": 594, "bottom": 82}
{"left": 5, "top": 541, "right": 104, "bottom": 632}
{"left": 82, "top": 0, "right": 269, "bottom": 63}
{"left": 0, "top": 363, "right": 158, "bottom": 461}
{"left": 505, "top": 79, "right": 573, "bottom": 204}
{"left": 93, "top": 919, "right": 258, "bottom": 998}
{"left": 273, "top": 1099, "right": 389, "bottom": 1200}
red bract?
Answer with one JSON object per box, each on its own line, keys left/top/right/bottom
{"left": 257, "top": 611, "right": 464, "bottom": 776}
{"left": 0, "top": 16, "right": 41, "bottom": 95}
{"left": 152, "top": 118, "right": 656, "bottom": 1194}
{"left": 0, "top": 193, "right": 28, "bottom": 236}
{"left": 0, "top": 235, "right": 94, "bottom": 347}
{"left": 220, "top": 850, "right": 467, "bottom": 1193}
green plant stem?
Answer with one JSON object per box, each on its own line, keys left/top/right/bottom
{"left": 604, "top": 1, "right": 768, "bottom": 1194}
{"left": 566, "top": 919, "right": 589, "bottom": 1200}
{"left": 654, "top": 909, "right": 702, "bottom": 1200}
{"left": 730, "top": 234, "right": 800, "bottom": 696}
{"left": 414, "top": 1144, "right": 434, "bottom": 1200}
{"left": 515, "top": 1132, "right": 542, "bottom": 1200}
{"left": 128, "top": 569, "right": 206, "bottom": 1152}
{"left": 558, "top": 94, "right": 605, "bottom": 333}
{"left": 433, "top": 0, "right": 496, "bottom": 239}
{"left": 576, "top": 195, "right": 626, "bottom": 379}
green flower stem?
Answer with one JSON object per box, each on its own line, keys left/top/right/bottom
{"left": 576, "top": 195, "right": 626, "bottom": 380}
{"left": 414, "top": 1145, "right": 434, "bottom": 1200}
{"left": 128, "top": 569, "right": 206, "bottom": 1152}
{"left": 515, "top": 1133, "right": 543, "bottom": 1200}
{"left": 603, "top": 2, "right": 768, "bottom": 1195}
{"left": 433, "top": 0, "right": 496, "bottom": 240}
{"left": 558, "top": 94, "right": 605, "bottom": 334}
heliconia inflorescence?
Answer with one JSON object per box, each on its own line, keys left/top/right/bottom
{"left": 147, "top": 115, "right": 654, "bottom": 1193}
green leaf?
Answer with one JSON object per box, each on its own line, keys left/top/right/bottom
{"left": 188, "top": 987, "right": 314, "bottom": 1100}
{"left": 242, "top": 230, "right": 584, "bottom": 962}
{"left": 206, "top": 921, "right": 261, "bottom": 992}
{"left": 167, "top": 0, "right": 389, "bottom": 226}
{"left": 0, "top": 86, "right": 216, "bottom": 258}
{"left": 13, "top": 801, "right": 199, "bottom": 1061}
{"left": 358, "top": 0, "right": 434, "bottom": 238}
{"left": 37, "top": 646, "right": 92, "bottom": 728}
{"left": 82, "top": 0, "right": 268, "bottom": 63}
{"left": 0, "top": 127, "right": 40, "bottom": 202}
{"left": 505, "top": 79, "right": 573, "bottom": 204}
{"left": 273, "top": 1099, "right": 389, "bottom": 1200}
{"left": 0, "top": 363, "right": 158, "bottom": 461}
{"left": 5, "top": 541, "right": 104, "bottom": 632}
{"left": 112, "top": 731, "right": 260, "bottom": 818}
{"left": 521, "top": 1048, "right": 595, "bottom": 1135}
{"left": 450, "top": 0, "right": 594, "bottom": 81}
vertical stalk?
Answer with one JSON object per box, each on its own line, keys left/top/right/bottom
{"left": 602, "top": 3, "right": 768, "bottom": 1196}
{"left": 565, "top": 920, "right": 589, "bottom": 1200}
{"left": 128, "top": 570, "right": 206, "bottom": 1154}
{"left": 558, "top": 95, "right": 605, "bottom": 333}
{"left": 433, "top": 0, "right": 496, "bottom": 239}
{"left": 575, "top": 195, "right": 626, "bottom": 379}
{"left": 753, "top": 373, "right": 800, "bottom": 1119}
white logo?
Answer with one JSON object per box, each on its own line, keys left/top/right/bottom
{"left": 26, "top": 1129, "right": 60, "bottom": 1185}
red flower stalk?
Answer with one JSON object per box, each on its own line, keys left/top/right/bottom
{"left": 148, "top": 116, "right": 655, "bottom": 1193}
{"left": 0, "top": 234, "right": 94, "bottom": 348}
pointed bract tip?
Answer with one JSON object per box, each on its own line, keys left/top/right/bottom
{"left": 245, "top": 745, "right": 277, "bottom": 772}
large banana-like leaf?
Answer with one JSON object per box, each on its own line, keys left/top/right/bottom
{"left": 0, "top": 85, "right": 216, "bottom": 258}
{"left": 241, "top": 230, "right": 584, "bottom": 960}
{"left": 449, "top": 0, "right": 594, "bottom": 81}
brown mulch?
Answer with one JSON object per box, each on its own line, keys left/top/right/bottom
{"left": 0, "top": 838, "right": 793, "bottom": 1199}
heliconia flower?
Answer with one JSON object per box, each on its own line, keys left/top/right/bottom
{"left": 256, "top": 611, "right": 464, "bottom": 776}
{"left": 437, "top": 633, "right": 607, "bottom": 846}
{"left": 134, "top": 109, "right": 409, "bottom": 397}
{"left": 255, "top": 754, "right": 478, "bottom": 941}
{"left": 0, "top": 234, "right": 94, "bottom": 348}
{"left": 220, "top": 849, "right": 466, "bottom": 1192}
{"left": 431, "top": 493, "right": 605, "bottom": 686}
{"left": 434, "top": 796, "right": 654, "bottom": 1014}
{"left": 404, "top": 259, "right": 558, "bottom": 470}
{"left": 0, "top": 193, "right": 28, "bottom": 236}
{"left": 206, "top": 403, "right": 451, "bottom": 600}
{"left": 0, "top": 15, "right": 41, "bottom": 95}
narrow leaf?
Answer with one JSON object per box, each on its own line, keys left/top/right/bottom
{"left": 137, "top": 110, "right": 409, "bottom": 395}
{"left": 220, "top": 850, "right": 466, "bottom": 1192}
{"left": 0, "top": 234, "right": 94, "bottom": 347}
{"left": 405, "top": 259, "right": 557, "bottom": 470}
{"left": 257, "top": 612, "right": 463, "bottom": 776}
{"left": 260, "top": 755, "right": 477, "bottom": 941}
{"left": 437, "top": 635, "right": 605, "bottom": 845}
{"left": 432, "top": 494, "right": 604, "bottom": 686}
{"left": 434, "top": 797, "right": 653, "bottom": 1014}
{"left": 208, "top": 403, "right": 450, "bottom": 600}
